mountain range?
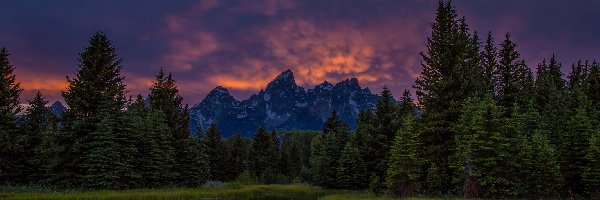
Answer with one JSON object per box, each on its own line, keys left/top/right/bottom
{"left": 189, "top": 69, "right": 382, "bottom": 137}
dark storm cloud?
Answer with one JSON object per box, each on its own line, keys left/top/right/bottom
{"left": 1, "top": 0, "right": 599, "bottom": 104}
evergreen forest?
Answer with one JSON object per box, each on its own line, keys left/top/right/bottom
{"left": 1, "top": 1, "right": 599, "bottom": 199}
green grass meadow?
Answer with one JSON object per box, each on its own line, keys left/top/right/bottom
{"left": 0, "top": 184, "right": 400, "bottom": 200}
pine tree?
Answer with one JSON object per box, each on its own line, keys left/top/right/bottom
{"left": 78, "top": 104, "right": 128, "bottom": 189}
{"left": 148, "top": 68, "right": 191, "bottom": 183}
{"left": 583, "top": 131, "right": 600, "bottom": 198}
{"left": 270, "top": 130, "right": 282, "bottom": 174}
{"left": 482, "top": 32, "right": 498, "bottom": 95}
{"left": 204, "top": 122, "right": 228, "bottom": 181}
{"left": 528, "top": 132, "right": 562, "bottom": 198}
{"left": 413, "top": 1, "right": 485, "bottom": 192}
{"left": 586, "top": 61, "right": 600, "bottom": 111}
{"left": 568, "top": 60, "right": 589, "bottom": 90}
{"left": 534, "top": 56, "right": 567, "bottom": 147}
{"left": 146, "top": 108, "right": 177, "bottom": 187}
{"left": 495, "top": 33, "right": 533, "bottom": 114}
{"left": 279, "top": 139, "right": 302, "bottom": 179}
{"left": 251, "top": 125, "right": 278, "bottom": 180}
{"left": 370, "top": 87, "right": 399, "bottom": 181}
{"left": 398, "top": 89, "right": 416, "bottom": 119}
{"left": 376, "top": 87, "right": 399, "bottom": 141}
{"left": 126, "top": 95, "right": 175, "bottom": 187}
{"left": 32, "top": 125, "right": 64, "bottom": 185}
{"left": 353, "top": 109, "right": 377, "bottom": 187}
{"left": 178, "top": 136, "right": 209, "bottom": 187}
{"left": 310, "top": 134, "right": 326, "bottom": 186}
{"left": 386, "top": 115, "right": 422, "bottom": 197}
{"left": 323, "top": 110, "right": 342, "bottom": 135}
{"left": 227, "top": 132, "right": 251, "bottom": 180}
{"left": 452, "top": 96, "right": 526, "bottom": 198}
{"left": 0, "top": 47, "right": 24, "bottom": 184}
{"left": 21, "top": 91, "right": 53, "bottom": 183}
{"left": 60, "top": 32, "right": 132, "bottom": 187}
{"left": 560, "top": 101, "right": 594, "bottom": 195}
{"left": 310, "top": 111, "right": 351, "bottom": 188}
{"left": 336, "top": 142, "right": 365, "bottom": 189}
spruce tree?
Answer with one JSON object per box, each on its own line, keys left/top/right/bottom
{"left": 586, "top": 61, "right": 600, "bottom": 111}
{"left": 21, "top": 91, "right": 53, "bottom": 183}
{"left": 227, "top": 132, "right": 251, "bottom": 180}
{"left": 60, "top": 32, "right": 133, "bottom": 187}
{"left": 452, "top": 96, "right": 526, "bottom": 198}
{"left": 386, "top": 115, "right": 422, "bottom": 197}
{"left": 32, "top": 125, "right": 64, "bottom": 184}
{"left": 310, "top": 134, "right": 326, "bottom": 186}
{"left": 560, "top": 102, "right": 594, "bottom": 195}
{"left": 146, "top": 108, "right": 177, "bottom": 187}
{"left": 535, "top": 56, "right": 567, "bottom": 147}
{"left": 148, "top": 68, "right": 191, "bottom": 183}
{"left": 279, "top": 138, "right": 302, "bottom": 179}
{"left": 310, "top": 111, "right": 351, "bottom": 188}
{"left": 126, "top": 95, "right": 175, "bottom": 187}
{"left": 251, "top": 125, "right": 278, "bottom": 180}
{"left": 0, "top": 47, "right": 24, "bottom": 184}
{"left": 568, "top": 60, "right": 589, "bottom": 90}
{"left": 336, "top": 142, "right": 365, "bottom": 189}
{"left": 398, "top": 90, "right": 416, "bottom": 118}
{"left": 495, "top": 33, "right": 533, "bottom": 114}
{"left": 178, "top": 136, "right": 209, "bottom": 187}
{"left": 583, "top": 131, "right": 600, "bottom": 198}
{"left": 353, "top": 109, "right": 377, "bottom": 187}
{"left": 369, "top": 87, "right": 399, "bottom": 181}
{"left": 413, "top": 1, "right": 485, "bottom": 191}
{"left": 482, "top": 32, "right": 498, "bottom": 95}
{"left": 528, "top": 132, "right": 562, "bottom": 198}
{"left": 323, "top": 110, "right": 342, "bottom": 135}
{"left": 204, "top": 122, "right": 228, "bottom": 181}
{"left": 78, "top": 103, "right": 132, "bottom": 189}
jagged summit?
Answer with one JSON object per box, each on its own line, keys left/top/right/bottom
{"left": 266, "top": 69, "right": 298, "bottom": 91}
{"left": 315, "top": 81, "right": 334, "bottom": 91}
{"left": 189, "top": 69, "right": 382, "bottom": 137}
{"left": 209, "top": 86, "right": 231, "bottom": 96}
{"left": 336, "top": 77, "right": 360, "bottom": 88}
{"left": 49, "top": 101, "right": 66, "bottom": 116}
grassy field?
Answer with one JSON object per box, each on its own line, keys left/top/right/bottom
{"left": 0, "top": 184, "right": 395, "bottom": 200}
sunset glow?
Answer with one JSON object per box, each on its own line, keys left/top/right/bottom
{"left": 2, "top": 1, "right": 599, "bottom": 103}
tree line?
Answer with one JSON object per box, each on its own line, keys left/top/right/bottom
{"left": 0, "top": 33, "right": 318, "bottom": 189}
{"left": 1, "top": 1, "right": 599, "bottom": 198}
{"left": 296, "top": 1, "right": 600, "bottom": 199}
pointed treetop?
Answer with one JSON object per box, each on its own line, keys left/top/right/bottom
{"left": 323, "top": 110, "right": 342, "bottom": 135}
{"left": 0, "top": 47, "right": 23, "bottom": 116}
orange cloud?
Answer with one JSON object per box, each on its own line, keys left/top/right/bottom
{"left": 158, "top": 2, "right": 430, "bottom": 100}
{"left": 209, "top": 76, "right": 272, "bottom": 90}
{"left": 18, "top": 76, "right": 68, "bottom": 92}
{"left": 254, "top": 18, "right": 423, "bottom": 87}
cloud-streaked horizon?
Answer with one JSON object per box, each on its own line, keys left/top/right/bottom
{"left": 2, "top": 0, "right": 599, "bottom": 105}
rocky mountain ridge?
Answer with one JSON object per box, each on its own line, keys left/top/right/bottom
{"left": 189, "top": 70, "right": 382, "bottom": 137}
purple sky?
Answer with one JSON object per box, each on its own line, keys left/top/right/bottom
{"left": 1, "top": 0, "right": 599, "bottom": 105}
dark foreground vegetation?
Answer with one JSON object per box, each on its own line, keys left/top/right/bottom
{"left": 0, "top": 184, "right": 394, "bottom": 200}
{"left": 1, "top": 0, "right": 599, "bottom": 199}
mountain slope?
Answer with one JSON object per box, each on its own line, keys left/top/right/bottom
{"left": 190, "top": 70, "right": 381, "bottom": 137}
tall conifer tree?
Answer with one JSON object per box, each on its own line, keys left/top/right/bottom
{"left": 21, "top": 92, "right": 52, "bottom": 183}
{"left": 204, "top": 122, "right": 228, "bottom": 181}
{"left": 60, "top": 32, "right": 134, "bottom": 188}
{"left": 495, "top": 33, "right": 533, "bottom": 114}
{"left": 414, "top": 1, "right": 484, "bottom": 191}
{"left": 386, "top": 115, "right": 422, "bottom": 197}
{"left": 0, "top": 47, "right": 24, "bottom": 184}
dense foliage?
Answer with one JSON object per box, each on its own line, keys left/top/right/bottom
{"left": 0, "top": 1, "right": 599, "bottom": 199}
